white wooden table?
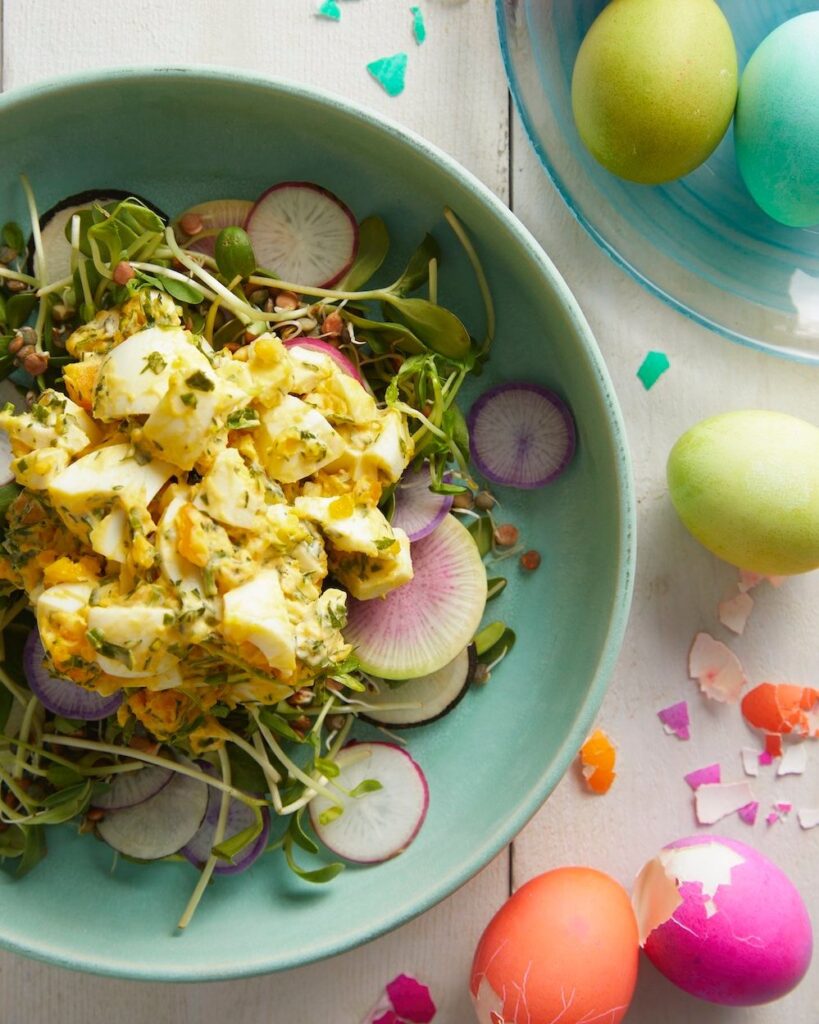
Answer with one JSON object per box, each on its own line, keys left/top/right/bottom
{"left": 0, "top": 1, "right": 816, "bottom": 1021}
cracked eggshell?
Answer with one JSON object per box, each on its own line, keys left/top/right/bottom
{"left": 470, "top": 867, "right": 638, "bottom": 1024}
{"left": 633, "top": 835, "right": 812, "bottom": 1006}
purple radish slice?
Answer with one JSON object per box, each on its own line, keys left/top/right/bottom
{"left": 92, "top": 764, "right": 173, "bottom": 811}
{"left": 96, "top": 769, "right": 209, "bottom": 860}
{"left": 0, "top": 429, "right": 12, "bottom": 486}
{"left": 309, "top": 742, "right": 429, "bottom": 863}
{"left": 23, "top": 630, "right": 122, "bottom": 721}
{"left": 391, "top": 462, "right": 454, "bottom": 542}
{"left": 244, "top": 182, "right": 358, "bottom": 288}
{"left": 182, "top": 783, "right": 270, "bottom": 876}
{"left": 284, "top": 337, "right": 363, "bottom": 384}
{"left": 362, "top": 644, "right": 477, "bottom": 729}
{"left": 174, "top": 198, "right": 254, "bottom": 257}
{"left": 344, "top": 514, "right": 487, "bottom": 680}
{"left": 467, "top": 382, "right": 576, "bottom": 489}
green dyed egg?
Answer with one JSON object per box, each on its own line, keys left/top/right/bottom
{"left": 571, "top": 0, "right": 738, "bottom": 185}
{"left": 735, "top": 13, "right": 819, "bottom": 228}
{"left": 667, "top": 411, "right": 819, "bottom": 576}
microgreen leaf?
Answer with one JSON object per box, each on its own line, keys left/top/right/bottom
{"left": 474, "top": 620, "right": 506, "bottom": 657}
{"left": 215, "top": 227, "right": 256, "bottom": 281}
{"left": 283, "top": 841, "right": 344, "bottom": 884}
{"left": 288, "top": 807, "right": 319, "bottom": 855}
{"left": 467, "top": 515, "right": 492, "bottom": 558}
{"left": 0, "top": 824, "right": 26, "bottom": 859}
{"left": 2, "top": 222, "right": 24, "bottom": 254}
{"left": 227, "top": 744, "right": 268, "bottom": 795}
{"left": 390, "top": 233, "right": 441, "bottom": 296}
{"left": 382, "top": 296, "right": 470, "bottom": 361}
{"left": 314, "top": 756, "right": 340, "bottom": 779}
{"left": 16, "top": 825, "right": 46, "bottom": 876}
{"left": 212, "top": 805, "right": 263, "bottom": 862}
{"left": 344, "top": 309, "right": 426, "bottom": 355}
{"left": 5, "top": 293, "right": 37, "bottom": 330}
{"left": 341, "top": 216, "right": 390, "bottom": 291}
{"left": 486, "top": 577, "right": 507, "bottom": 601}
{"left": 318, "top": 805, "right": 343, "bottom": 827}
{"left": 479, "top": 627, "right": 516, "bottom": 666}
{"left": 259, "top": 710, "right": 304, "bottom": 744}
{"left": 160, "top": 277, "right": 205, "bottom": 305}
{"left": 349, "top": 779, "right": 383, "bottom": 798}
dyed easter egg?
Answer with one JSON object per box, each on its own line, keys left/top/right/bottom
{"left": 471, "top": 867, "right": 639, "bottom": 1024}
{"left": 633, "top": 835, "right": 812, "bottom": 1005}
{"left": 735, "top": 13, "right": 819, "bottom": 228}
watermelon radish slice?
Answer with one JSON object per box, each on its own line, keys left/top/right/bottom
{"left": 24, "top": 631, "right": 123, "bottom": 721}
{"left": 92, "top": 764, "right": 173, "bottom": 811}
{"left": 245, "top": 182, "right": 358, "bottom": 287}
{"left": 283, "top": 337, "right": 363, "bottom": 384}
{"left": 344, "top": 514, "right": 487, "bottom": 680}
{"left": 96, "top": 768, "right": 209, "bottom": 860}
{"left": 467, "top": 382, "right": 576, "bottom": 489}
{"left": 309, "top": 742, "right": 429, "bottom": 863}
{"left": 391, "top": 462, "right": 454, "bottom": 542}
{"left": 362, "top": 645, "right": 477, "bottom": 729}
{"left": 182, "top": 782, "right": 270, "bottom": 875}
{"left": 174, "top": 198, "right": 253, "bottom": 257}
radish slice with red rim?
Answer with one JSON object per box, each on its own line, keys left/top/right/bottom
{"left": 467, "top": 382, "right": 576, "bottom": 489}
{"left": 182, "top": 776, "right": 270, "bottom": 876}
{"left": 309, "top": 742, "right": 429, "bottom": 863}
{"left": 391, "top": 462, "right": 454, "bottom": 542}
{"left": 245, "top": 182, "right": 358, "bottom": 288}
{"left": 174, "top": 198, "right": 254, "bottom": 257}
{"left": 284, "top": 337, "right": 363, "bottom": 384}
{"left": 362, "top": 645, "right": 477, "bottom": 729}
{"left": 23, "top": 630, "right": 122, "bottom": 721}
{"left": 92, "top": 764, "right": 173, "bottom": 811}
{"left": 344, "top": 514, "right": 487, "bottom": 680}
{"left": 96, "top": 768, "right": 209, "bottom": 860}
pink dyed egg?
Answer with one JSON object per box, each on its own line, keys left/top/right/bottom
{"left": 633, "top": 835, "right": 812, "bottom": 1006}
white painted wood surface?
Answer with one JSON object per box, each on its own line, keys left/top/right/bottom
{"left": 0, "top": 1, "right": 816, "bottom": 1021}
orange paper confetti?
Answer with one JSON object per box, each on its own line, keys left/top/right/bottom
{"left": 580, "top": 729, "right": 617, "bottom": 794}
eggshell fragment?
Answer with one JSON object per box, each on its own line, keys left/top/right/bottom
{"left": 633, "top": 836, "right": 813, "bottom": 1006}
{"left": 471, "top": 868, "right": 638, "bottom": 1024}
{"left": 741, "top": 682, "right": 819, "bottom": 741}
{"left": 797, "top": 808, "right": 819, "bottom": 830}
{"left": 740, "top": 748, "right": 760, "bottom": 776}
{"left": 777, "top": 744, "right": 808, "bottom": 776}
{"left": 579, "top": 729, "right": 617, "bottom": 794}
{"left": 688, "top": 632, "right": 746, "bottom": 703}
{"left": 684, "top": 764, "right": 720, "bottom": 790}
{"left": 695, "top": 781, "right": 756, "bottom": 825}
{"left": 718, "top": 591, "right": 753, "bottom": 635}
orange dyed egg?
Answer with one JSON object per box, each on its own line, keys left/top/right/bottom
{"left": 470, "top": 868, "right": 639, "bottom": 1024}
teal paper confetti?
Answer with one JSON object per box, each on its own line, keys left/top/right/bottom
{"left": 367, "top": 53, "right": 408, "bottom": 97}
{"left": 637, "top": 350, "right": 670, "bottom": 390}
{"left": 411, "top": 5, "right": 427, "bottom": 44}
{"left": 317, "top": 0, "right": 341, "bottom": 21}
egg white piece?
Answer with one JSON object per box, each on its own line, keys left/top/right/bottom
{"left": 221, "top": 567, "right": 296, "bottom": 673}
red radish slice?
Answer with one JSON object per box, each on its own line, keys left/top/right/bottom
{"left": 96, "top": 768, "right": 209, "bottom": 860}
{"left": 391, "top": 462, "right": 454, "bottom": 542}
{"left": 309, "top": 742, "right": 428, "bottom": 863}
{"left": 344, "top": 514, "right": 487, "bottom": 680}
{"left": 467, "top": 382, "right": 576, "bottom": 489}
{"left": 245, "top": 182, "right": 358, "bottom": 287}
{"left": 362, "top": 645, "right": 477, "bottom": 729}
{"left": 182, "top": 780, "right": 270, "bottom": 876}
{"left": 0, "top": 429, "right": 13, "bottom": 486}
{"left": 92, "top": 764, "right": 173, "bottom": 811}
{"left": 175, "top": 198, "right": 253, "bottom": 257}
{"left": 24, "top": 631, "right": 122, "bottom": 721}
{"left": 284, "top": 337, "right": 363, "bottom": 384}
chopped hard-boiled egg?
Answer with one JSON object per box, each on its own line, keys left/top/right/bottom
{"left": 0, "top": 390, "right": 100, "bottom": 456}
{"left": 221, "top": 568, "right": 296, "bottom": 673}
{"left": 331, "top": 528, "right": 414, "bottom": 599}
{"left": 294, "top": 495, "right": 397, "bottom": 558}
{"left": 193, "top": 448, "right": 263, "bottom": 530}
{"left": 86, "top": 603, "right": 179, "bottom": 679}
{"left": 254, "top": 394, "right": 345, "bottom": 482}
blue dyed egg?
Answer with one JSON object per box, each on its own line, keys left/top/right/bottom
{"left": 735, "top": 12, "right": 819, "bottom": 228}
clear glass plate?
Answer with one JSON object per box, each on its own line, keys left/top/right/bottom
{"left": 497, "top": 0, "right": 819, "bottom": 362}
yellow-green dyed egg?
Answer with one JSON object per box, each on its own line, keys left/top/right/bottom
{"left": 667, "top": 411, "right": 819, "bottom": 576}
{"left": 735, "top": 13, "right": 819, "bottom": 228}
{"left": 572, "top": 0, "right": 738, "bottom": 185}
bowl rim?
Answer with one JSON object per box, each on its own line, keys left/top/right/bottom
{"left": 495, "top": 0, "right": 819, "bottom": 367}
{"left": 0, "top": 64, "right": 636, "bottom": 980}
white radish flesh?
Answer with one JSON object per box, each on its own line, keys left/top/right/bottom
{"left": 245, "top": 182, "right": 358, "bottom": 287}
{"left": 92, "top": 764, "right": 173, "bottom": 811}
{"left": 96, "top": 770, "right": 209, "bottom": 860}
{"left": 309, "top": 742, "right": 429, "bottom": 863}
{"left": 363, "top": 646, "right": 477, "bottom": 728}
{"left": 344, "top": 514, "right": 487, "bottom": 680}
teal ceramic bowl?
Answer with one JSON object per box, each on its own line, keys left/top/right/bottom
{"left": 0, "top": 68, "right": 633, "bottom": 980}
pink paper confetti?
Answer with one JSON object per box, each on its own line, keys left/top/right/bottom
{"left": 766, "top": 811, "right": 780, "bottom": 827}
{"left": 741, "top": 747, "right": 760, "bottom": 776}
{"left": 684, "top": 763, "right": 721, "bottom": 790}
{"left": 777, "top": 743, "right": 808, "bottom": 776}
{"left": 738, "top": 801, "right": 759, "bottom": 825}
{"left": 718, "top": 591, "right": 754, "bottom": 635}
{"left": 797, "top": 808, "right": 819, "bottom": 830}
{"left": 658, "top": 701, "right": 690, "bottom": 740}
{"left": 775, "top": 801, "right": 793, "bottom": 813}
{"left": 759, "top": 750, "right": 774, "bottom": 766}
{"left": 688, "top": 632, "right": 747, "bottom": 703}
{"left": 695, "top": 781, "right": 756, "bottom": 824}
{"left": 373, "top": 1015, "right": 401, "bottom": 1024}
{"left": 386, "top": 975, "right": 437, "bottom": 1023}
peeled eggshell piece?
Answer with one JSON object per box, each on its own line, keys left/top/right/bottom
{"left": 688, "top": 632, "right": 746, "bottom": 703}
{"left": 718, "top": 591, "right": 753, "bottom": 635}
{"left": 695, "top": 781, "right": 756, "bottom": 825}
{"left": 633, "top": 835, "right": 813, "bottom": 1006}
{"left": 740, "top": 747, "right": 760, "bottom": 777}
{"left": 797, "top": 808, "right": 819, "bottom": 830}
{"left": 777, "top": 743, "right": 808, "bottom": 776}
